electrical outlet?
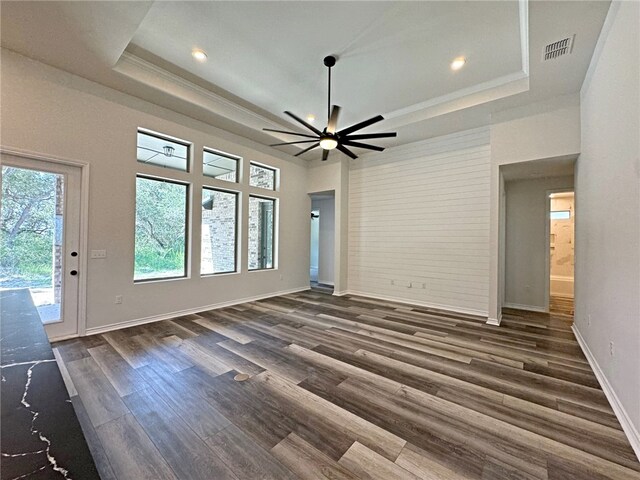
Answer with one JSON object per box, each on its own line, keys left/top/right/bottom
{"left": 588, "top": 314, "right": 591, "bottom": 326}
{"left": 279, "top": 274, "right": 283, "bottom": 281}
{"left": 115, "top": 295, "right": 123, "bottom": 304}
{"left": 609, "top": 341, "right": 614, "bottom": 356}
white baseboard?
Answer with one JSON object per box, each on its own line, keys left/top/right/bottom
{"left": 572, "top": 325, "right": 640, "bottom": 461}
{"left": 503, "top": 302, "right": 547, "bottom": 313}
{"left": 84, "top": 286, "right": 310, "bottom": 336}
{"left": 341, "top": 290, "right": 487, "bottom": 318}
{"left": 486, "top": 310, "right": 502, "bottom": 326}
{"left": 332, "top": 290, "right": 349, "bottom": 297}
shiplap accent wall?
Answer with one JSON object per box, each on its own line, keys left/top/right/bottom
{"left": 348, "top": 127, "right": 491, "bottom": 315}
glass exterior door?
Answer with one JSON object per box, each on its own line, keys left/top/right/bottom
{"left": 1, "top": 155, "right": 81, "bottom": 339}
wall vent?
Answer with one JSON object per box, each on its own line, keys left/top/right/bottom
{"left": 542, "top": 35, "right": 575, "bottom": 61}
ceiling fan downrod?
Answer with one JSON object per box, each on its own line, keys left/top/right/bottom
{"left": 324, "top": 55, "right": 336, "bottom": 124}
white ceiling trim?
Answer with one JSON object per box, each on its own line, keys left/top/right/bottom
{"left": 383, "top": 70, "right": 529, "bottom": 129}
{"left": 520, "top": 0, "right": 530, "bottom": 76}
{"left": 384, "top": 0, "right": 530, "bottom": 129}
{"left": 114, "top": 49, "right": 529, "bottom": 141}
{"left": 113, "top": 0, "right": 531, "bottom": 144}
{"left": 114, "top": 51, "right": 286, "bottom": 132}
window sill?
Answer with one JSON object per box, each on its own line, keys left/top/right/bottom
{"left": 248, "top": 267, "right": 278, "bottom": 273}
{"left": 201, "top": 271, "right": 241, "bottom": 278}
{"left": 134, "top": 275, "right": 189, "bottom": 285}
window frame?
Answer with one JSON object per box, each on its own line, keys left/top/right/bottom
{"left": 550, "top": 210, "right": 571, "bottom": 220}
{"left": 200, "top": 186, "right": 240, "bottom": 276}
{"left": 136, "top": 129, "right": 192, "bottom": 173}
{"left": 248, "top": 194, "right": 277, "bottom": 271}
{"left": 134, "top": 174, "right": 190, "bottom": 283}
{"left": 249, "top": 161, "right": 278, "bottom": 191}
{"left": 202, "top": 147, "right": 241, "bottom": 183}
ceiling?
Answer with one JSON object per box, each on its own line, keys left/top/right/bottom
{"left": 501, "top": 155, "right": 577, "bottom": 181}
{"left": 0, "top": 1, "right": 610, "bottom": 162}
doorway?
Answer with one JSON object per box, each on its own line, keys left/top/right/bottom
{"left": 549, "top": 191, "right": 575, "bottom": 316}
{"left": 310, "top": 209, "right": 320, "bottom": 282}
{"left": 309, "top": 192, "right": 335, "bottom": 294}
{"left": 1, "top": 154, "right": 83, "bottom": 339}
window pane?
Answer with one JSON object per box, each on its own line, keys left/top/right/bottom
{"left": 137, "top": 130, "right": 189, "bottom": 171}
{"left": 0, "top": 167, "right": 63, "bottom": 323}
{"left": 203, "top": 149, "right": 239, "bottom": 182}
{"left": 249, "top": 163, "right": 276, "bottom": 190}
{"left": 201, "top": 188, "right": 237, "bottom": 274}
{"left": 550, "top": 210, "right": 571, "bottom": 220}
{"left": 135, "top": 177, "right": 187, "bottom": 281}
{"left": 248, "top": 196, "right": 275, "bottom": 270}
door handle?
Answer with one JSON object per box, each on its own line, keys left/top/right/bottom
{"left": 70, "top": 270, "right": 78, "bottom": 276}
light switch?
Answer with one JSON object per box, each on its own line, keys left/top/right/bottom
{"left": 91, "top": 249, "right": 107, "bottom": 259}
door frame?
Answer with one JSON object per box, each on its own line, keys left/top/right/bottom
{"left": 545, "top": 188, "right": 575, "bottom": 313}
{"left": 1, "top": 146, "right": 90, "bottom": 339}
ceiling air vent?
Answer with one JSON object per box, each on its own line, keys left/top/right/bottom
{"left": 543, "top": 35, "right": 575, "bottom": 61}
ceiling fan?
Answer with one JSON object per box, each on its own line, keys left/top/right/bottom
{"left": 264, "top": 55, "right": 397, "bottom": 161}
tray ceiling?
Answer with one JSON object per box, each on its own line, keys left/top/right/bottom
{"left": 0, "top": 0, "right": 611, "bottom": 160}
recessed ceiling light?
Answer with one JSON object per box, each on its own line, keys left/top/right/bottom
{"left": 306, "top": 114, "right": 315, "bottom": 123}
{"left": 192, "top": 49, "right": 208, "bottom": 62}
{"left": 450, "top": 57, "right": 466, "bottom": 71}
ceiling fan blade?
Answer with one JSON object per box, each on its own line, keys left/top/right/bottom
{"left": 327, "top": 105, "right": 341, "bottom": 134}
{"left": 336, "top": 144, "right": 358, "bottom": 159}
{"left": 343, "top": 132, "right": 397, "bottom": 140}
{"left": 341, "top": 140, "right": 385, "bottom": 152}
{"left": 338, "top": 114, "right": 384, "bottom": 136}
{"left": 263, "top": 128, "right": 317, "bottom": 139}
{"left": 322, "top": 149, "right": 329, "bottom": 161}
{"left": 294, "top": 142, "right": 320, "bottom": 157}
{"left": 284, "top": 111, "right": 323, "bottom": 136}
{"left": 270, "top": 140, "right": 320, "bottom": 147}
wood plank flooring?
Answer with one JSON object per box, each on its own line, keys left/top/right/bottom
{"left": 550, "top": 295, "right": 575, "bottom": 317}
{"left": 53, "top": 291, "right": 640, "bottom": 480}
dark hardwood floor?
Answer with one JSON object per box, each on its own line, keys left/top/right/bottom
{"left": 53, "top": 291, "right": 640, "bottom": 479}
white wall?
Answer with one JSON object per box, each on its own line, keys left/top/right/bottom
{"left": 575, "top": 1, "right": 640, "bottom": 455}
{"left": 504, "top": 176, "right": 574, "bottom": 310}
{"left": 348, "top": 127, "right": 491, "bottom": 315}
{"left": 308, "top": 159, "right": 349, "bottom": 294}
{"left": 1, "top": 49, "right": 311, "bottom": 333}
{"left": 491, "top": 94, "right": 581, "bottom": 166}
{"left": 311, "top": 198, "right": 335, "bottom": 285}
{"left": 488, "top": 96, "right": 582, "bottom": 322}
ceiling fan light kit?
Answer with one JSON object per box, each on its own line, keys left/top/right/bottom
{"left": 264, "top": 55, "right": 397, "bottom": 161}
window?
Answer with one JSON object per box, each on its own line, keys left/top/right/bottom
{"left": 137, "top": 130, "right": 189, "bottom": 171}
{"left": 249, "top": 162, "right": 276, "bottom": 190}
{"left": 203, "top": 148, "right": 239, "bottom": 182}
{"left": 201, "top": 188, "right": 238, "bottom": 275}
{"left": 248, "top": 196, "right": 275, "bottom": 270}
{"left": 134, "top": 177, "right": 188, "bottom": 281}
{"left": 551, "top": 210, "right": 571, "bottom": 220}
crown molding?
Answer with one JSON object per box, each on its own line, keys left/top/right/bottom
{"left": 114, "top": 52, "right": 286, "bottom": 133}
{"left": 113, "top": 0, "right": 530, "bottom": 146}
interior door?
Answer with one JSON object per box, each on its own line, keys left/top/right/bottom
{"left": 0, "top": 154, "right": 82, "bottom": 339}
